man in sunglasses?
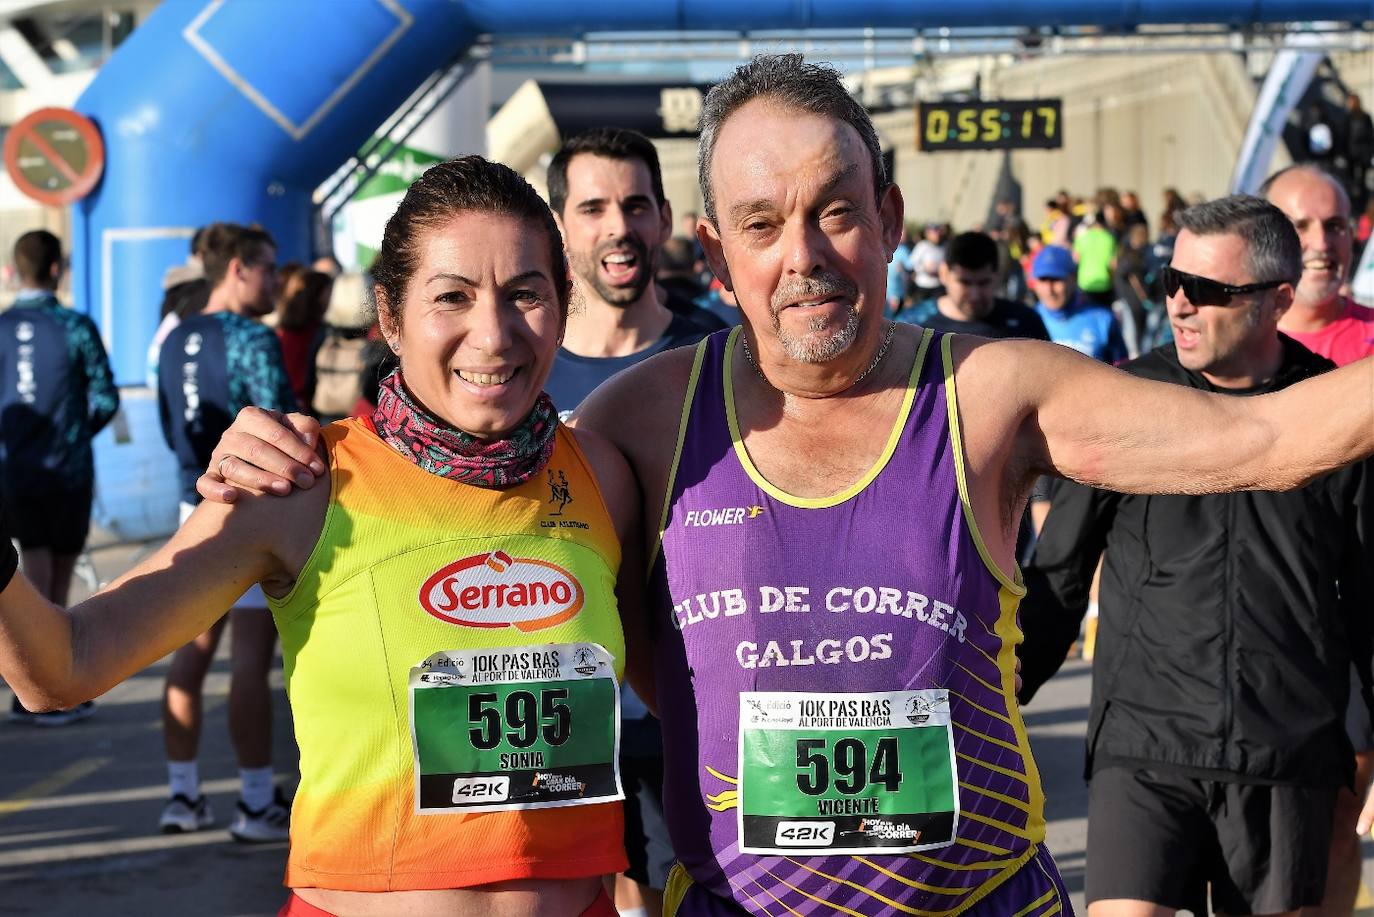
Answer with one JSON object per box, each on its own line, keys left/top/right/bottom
{"left": 1262, "top": 163, "right": 1374, "bottom": 917}
{"left": 1020, "top": 194, "right": 1374, "bottom": 917}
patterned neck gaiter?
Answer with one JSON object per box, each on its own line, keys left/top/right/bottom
{"left": 371, "top": 368, "right": 558, "bottom": 488}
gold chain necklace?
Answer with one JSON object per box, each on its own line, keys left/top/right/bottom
{"left": 739, "top": 320, "right": 897, "bottom": 391}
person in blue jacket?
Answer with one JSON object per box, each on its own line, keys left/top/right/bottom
{"left": 1032, "top": 244, "right": 1128, "bottom": 363}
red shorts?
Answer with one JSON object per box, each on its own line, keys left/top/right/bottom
{"left": 279, "top": 888, "right": 618, "bottom": 916}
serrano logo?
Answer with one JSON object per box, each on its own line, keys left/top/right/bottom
{"left": 419, "top": 551, "right": 584, "bottom": 631}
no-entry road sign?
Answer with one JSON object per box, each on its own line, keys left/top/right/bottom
{"left": 4, "top": 107, "right": 105, "bottom": 207}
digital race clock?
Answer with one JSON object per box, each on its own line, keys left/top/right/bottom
{"left": 915, "top": 100, "right": 1063, "bottom": 152}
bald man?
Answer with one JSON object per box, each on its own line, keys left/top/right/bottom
{"left": 1264, "top": 165, "right": 1373, "bottom": 366}
{"left": 1264, "top": 164, "right": 1374, "bottom": 917}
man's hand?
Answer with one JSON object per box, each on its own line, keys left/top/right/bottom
{"left": 1359, "top": 781, "right": 1374, "bottom": 837}
{"left": 196, "top": 407, "right": 325, "bottom": 503}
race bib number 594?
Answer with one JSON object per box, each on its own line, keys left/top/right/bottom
{"left": 737, "top": 690, "right": 959, "bottom": 854}
{"left": 409, "top": 643, "right": 621, "bottom": 813}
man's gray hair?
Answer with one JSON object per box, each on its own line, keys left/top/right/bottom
{"left": 1175, "top": 195, "right": 1301, "bottom": 286}
{"left": 697, "top": 54, "right": 887, "bottom": 225}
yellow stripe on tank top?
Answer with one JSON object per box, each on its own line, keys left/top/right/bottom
{"left": 724, "top": 326, "right": 932, "bottom": 509}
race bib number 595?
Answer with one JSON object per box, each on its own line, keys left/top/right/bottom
{"left": 409, "top": 643, "right": 621, "bottom": 813}
{"left": 737, "top": 690, "right": 959, "bottom": 854}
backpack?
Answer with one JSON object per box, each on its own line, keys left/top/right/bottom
{"left": 311, "top": 329, "right": 367, "bottom": 418}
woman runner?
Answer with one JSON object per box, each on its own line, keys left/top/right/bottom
{"left": 0, "top": 157, "right": 646, "bottom": 917}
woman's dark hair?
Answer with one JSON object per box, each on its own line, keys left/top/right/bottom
{"left": 370, "top": 156, "right": 570, "bottom": 324}
{"left": 277, "top": 270, "right": 332, "bottom": 332}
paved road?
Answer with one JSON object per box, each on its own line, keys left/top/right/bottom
{"left": 0, "top": 538, "right": 1368, "bottom": 915}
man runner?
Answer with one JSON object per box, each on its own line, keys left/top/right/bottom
{"left": 545, "top": 127, "right": 724, "bottom": 419}
{"left": 898, "top": 230, "right": 1050, "bottom": 342}
{"left": 1020, "top": 195, "right": 1373, "bottom": 916}
{"left": 0, "top": 230, "right": 118, "bottom": 726}
{"left": 156, "top": 222, "right": 296, "bottom": 842}
{"left": 200, "top": 55, "right": 1374, "bottom": 915}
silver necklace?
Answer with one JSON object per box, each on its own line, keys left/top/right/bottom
{"left": 740, "top": 320, "right": 897, "bottom": 390}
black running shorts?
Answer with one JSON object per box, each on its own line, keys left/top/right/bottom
{"left": 1086, "top": 765, "right": 1335, "bottom": 914}
{"left": 1, "top": 484, "right": 93, "bottom": 554}
{"left": 620, "top": 718, "right": 673, "bottom": 889}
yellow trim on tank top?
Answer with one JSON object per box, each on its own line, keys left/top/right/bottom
{"left": 723, "top": 325, "right": 933, "bottom": 509}
{"left": 939, "top": 335, "right": 1047, "bottom": 845}
{"left": 648, "top": 335, "right": 712, "bottom": 576}
{"left": 939, "top": 333, "right": 1026, "bottom": 596}
{"left": 664, "top": 864, "right": 693, "bottom": 917}
{"left": 993, "top": 583, "right": 1049, "bottom": 843}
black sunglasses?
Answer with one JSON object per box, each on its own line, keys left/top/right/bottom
{"left": 1161, "top": 266, "right": 1290, "bottom": 307}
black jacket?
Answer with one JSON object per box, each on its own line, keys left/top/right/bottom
{"left": 1019, "top": 337, "right": 1374, "bottom": 787}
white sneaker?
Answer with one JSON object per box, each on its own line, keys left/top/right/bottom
{"left": 230, "top": 788, "right": 291, "bottom": 843}
{"left": 159, "top": 794, "right": 214, "bottom": 833}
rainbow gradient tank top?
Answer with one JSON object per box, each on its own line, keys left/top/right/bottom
{"left": 649, "top": 327, "right": 1059, "bottom": 914}
{"left": 270, "top": 418, "right": 627, "bottom": 892}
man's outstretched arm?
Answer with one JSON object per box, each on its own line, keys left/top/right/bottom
{"left": 953, "top": 336, "right": 1374, "bottom": 500}
{"left": 1039, "top": 347, "right": 1374, "bottom": 494}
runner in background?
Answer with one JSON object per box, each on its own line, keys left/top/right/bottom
{"left": 898, "top": 230, "right": 1050, "bottom": 341}
{"left": 156, "top": 222, "right": 296, "bottom": 841}
{"left": 545, "top": 126, "right": 722, "bottom": 917}
{"left": 274, "top": 270, "right": 332, "bottom": 409}
{"left": 545, "top": 127, "right": 724, "bottom": 417}
{"left": 1266, "top": 166, "right": 1374, "bottom": 364}
{"left": 1022, "top": 196, "right": 1374, "bottom": 917}
{"left": 906, "top": 221, "right": 946, "bottom": 303}
{"left": 305, "top": 271, "right": 376, "bottom": 424}
{"left": 886, "top": 227, "right": 912, "bottom": 316}
{"left": 1, "top": 229, "right": 117, "bottom": 726}
{"left": 1032, "top": 244, "right": 1128, "bottom": 363}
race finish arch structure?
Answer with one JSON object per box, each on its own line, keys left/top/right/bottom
{"left": 68, "top": 0, "right": 1371, "bottom": 538}
{"left": 74, "top": 0, "right": 1374, "bottom": 384}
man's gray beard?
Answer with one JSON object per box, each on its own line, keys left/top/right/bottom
{"left": 773, "top": 304, "right": 861, "bottom": 363}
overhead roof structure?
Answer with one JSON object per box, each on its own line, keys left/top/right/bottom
{"left": 71, "top": 0, "right": 1374, "bottom": 382}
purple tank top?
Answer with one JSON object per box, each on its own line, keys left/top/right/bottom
{"left": 650, "top": 327, "right": 1053, "bottom": 914}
